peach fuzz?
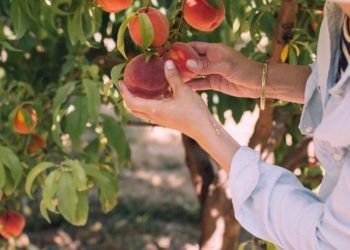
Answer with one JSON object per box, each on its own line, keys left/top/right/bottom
{"left": 13, "top": 106, "right": 38, "bottom": 135}
{"left": 0, "top": 211, "right": 25, "bottom": 239}
{"left": 129, "top": 7, "right": 169, "bottom": 48}
{"left": 184, "top": 0, "right": 225, "bottom": 32}
{"left": 163, "top": 42, "right": 200, "bottom": 82}
{"left": 124, "top": 54, "right": 169, "bottom": 99}
{"left": 96, "top": 0, "right": 133, "bottom": 13}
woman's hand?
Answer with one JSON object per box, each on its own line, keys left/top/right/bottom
{"left": 119, "top": 60, "right": 213, "bottom": 141}
{"left": 120, "top": 59, "right": 240, "bottom": 172}
{"left": 186, "top": 42, "right": 262, "bottom": 98}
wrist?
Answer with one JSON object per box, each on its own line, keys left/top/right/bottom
{"left": 241, "top": 60, "right": 262, "bottom": 99}
{"left": 192, "top": 114, "right": 240, "bottom": 173}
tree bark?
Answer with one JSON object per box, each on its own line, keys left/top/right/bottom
{"left": 182, "top": 135, "right": 240, "bottom": 250}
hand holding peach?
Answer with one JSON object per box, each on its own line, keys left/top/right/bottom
{"left": 120, "top": 59, "right": 240, "bottom": 172}
{"left": 121, "top": 60, "right": 212, "bottom": 140}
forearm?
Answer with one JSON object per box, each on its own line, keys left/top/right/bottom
{"left": 192, "top": 114, "right": 240, "bottom": 173}
{"left": 247, "top": 62, "right": 311, "bottom": 104}
{"left": 266, "top": 63, "right": 311, "bottom": 104}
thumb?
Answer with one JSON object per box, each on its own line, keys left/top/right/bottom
{"left": 186, "top": 59, "right": 232, "bottom": 77}
{"left": 164, "top": 60, "right": 183, "bottom": 95}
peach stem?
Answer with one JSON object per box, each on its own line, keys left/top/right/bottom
{"left": 145, "top": 0, "right": 152, "bottom": 13}
{"left": 173, "top": 0, "right": 186, "bottom": 41}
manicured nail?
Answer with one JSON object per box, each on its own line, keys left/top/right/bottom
{"left": 187, "top": 59, "right": 198, "bottom": 69}
{"left": 165, "top": 60, "right": 175, "bottom": 70}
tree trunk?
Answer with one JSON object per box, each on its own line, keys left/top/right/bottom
{"left": 182, "top": 135, "right": 240, "bottom": 250}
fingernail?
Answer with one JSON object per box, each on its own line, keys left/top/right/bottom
{"left": 165, "top": 60, "right": 175, "bottom": 70}
{"left": 187, "top": 59, "right": 198, "bottom": 69}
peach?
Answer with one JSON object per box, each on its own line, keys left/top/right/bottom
{"left": 96, "top": 0, "right": 133, "bottom": 13}
{"left": 184, "top": 0, "right": 225, "bottom": 32}
{"left": 129, "top": 7, "right": 169, "bottom": 48}
{"left": 13, "top": 105, "right": 38, "bottom": 135}
{"left": 163, "top": 42, "right": 200, "bottom": 82}
{"left": 28, "top": 134, "right": 46, "bottom": 154}
{"left": 124, "top": 54, "right": 169, "bottom": 99}
{"left": 0, "top": 211, "right": 25, "bottom": 239}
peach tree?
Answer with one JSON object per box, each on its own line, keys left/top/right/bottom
{"left": 0, "top": 0, "right": 324, "bottom": 246}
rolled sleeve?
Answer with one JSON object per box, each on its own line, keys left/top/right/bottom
{"left": 299, "top": 62, "right": 323, "bottom": 135}
{"left": 228, "top": 146, "right": 350, "bottom": 249}
{"left": 229, "top": 147, "right": 260, "bottom": 208}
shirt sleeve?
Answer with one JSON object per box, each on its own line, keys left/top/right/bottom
{"left": 229, "top": 146, "right": 350, "bottom": 250}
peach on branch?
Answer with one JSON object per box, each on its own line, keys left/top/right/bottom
{"left": 28, "top": 134, "right": 46, "bottom": 154}
{"left": 163, "top": 42, "right": 200, "bottom": 82}
{"left": 184, "top": 0, "right": 225, "bottom": 32}
{"left": 12, "top": 105, "right": 38, "bottom": 135}
{"left": 129, "top": 7, "right": 169, "bottom": 48}
{"left": 0, "top": 211, "right": 25, "bottom": 239}
{"left": 124, "top": 54, "right": 169, "bottom": 99}
{"left": 96, "top": 0, "right": 133, "bottom": 13}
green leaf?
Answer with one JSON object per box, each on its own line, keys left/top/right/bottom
{"left": 0, "top": 41, "right": 22, "bottom": 52}
{"left": 0, "top": 162, "right": 5, "bottom": 191}
{"left": 82, "top": 79, "right": 101, "bottom": 123}
{"left": 66, "top": 96, "right": 89, "bottom": 148}
{"left": 138, "top": 13, "right": 154, "bottom": 49}
{"left": 42, "top": 169, "right": 60, "bottom": 213}
{"left": 53, "top": 81, "right": 77, "bottom": 110}
{"left": 64, "top": 160, "right": 88, "bottom": 191}
{"left": 207, "top": 0, "right": 222, "bottom": 9}
{"left": 57, "top": 171, "right": 78, "bottom": 224}
{"left": 117, "top": 13, "right": 136, "bottom": 60}
{"left": 84, "top": 164, "right": 118, "bottom": 213}
{"left": 3, "top": 170, "right": 15, "bottom": 196}
{"left": 102, "top": 115, "right": 131, "bottom": 166}
{"left": 238, "top": 241, "right": 249, "bottom": 250}
{"left": 74, "top": 191, "right": 89, "bottom": 226}
{"left": 259, "top": 11, "right": 275, "bottom": 39}
{"left": 289, "top": 45, "right": 298, "bottom": 65}
{"left": 52, "top": 81, "right": 77, "bottom": 148}
{"left": 10, "top": 0, "right": 30, "bottom": 38}
{"left": 266, "top": 242, "right": 278, "bottom": 250}
{"left": 25, "top": 162, "right": 55, "bottom": 199}
{"left": 40, "top": 200, "right": 51, "bottom": 223}
{"left": 110, "top": 63, "right": 126, "bottom": 84}
{"left": 0, "top": 146, "right": 23, "bottom": 190}
{"left": 67, "top": 7, "right": 86, "bottom": 46}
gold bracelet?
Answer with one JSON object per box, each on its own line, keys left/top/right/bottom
{"left": 260, "top": 63, "right": 268, "bottom": 111}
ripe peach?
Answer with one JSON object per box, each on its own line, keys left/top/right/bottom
{"left": 13, "top": 105, "right": 38, "bottom": 135}
{"left": 129, "top": 7, "right": 169, "bottom": 48}
{"left": 0, "top": 211, "right": 25, "bottom": 239}
{"left": 184, "top": 0, "right": 225, "bottom": 32}
{"left": 96, "top": 0, "right": 133, "bottom": 13}
{"left": 28, "top": 134, "right": 46, "bottom": 154}
{"left": 163, "top": 42, "right": 200, "bottom": 82}
{"left": 124, "top": 54, "right": 169, "bottom": 99}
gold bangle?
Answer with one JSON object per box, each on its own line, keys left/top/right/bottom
{"left": 260, "top": 63, "right": 268, "bottom": 111}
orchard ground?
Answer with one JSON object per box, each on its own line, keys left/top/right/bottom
{"left": 8, "top": 108, "right": 258, "bottom": 250}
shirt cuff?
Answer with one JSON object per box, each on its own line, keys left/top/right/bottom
{"left": 229, "top": 146, "right": 260, "bottom": 208}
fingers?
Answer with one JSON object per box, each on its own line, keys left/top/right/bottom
{"left": 119, "top": 81, "right": 159, "bottom": 113}
{"left": 186, "top": 75, "right": 227, "bottom": 91}
{"left": 186, "top": 59, "right": 232, "bottom": 77}
{"left": 164, "top": 60, "right": 183, "bottom": 95}
{"left": 186, "top": 78, "right": 212, "bottom": 91}
{"left": 187, "top": 42, "right": 211, "bottom": 55}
